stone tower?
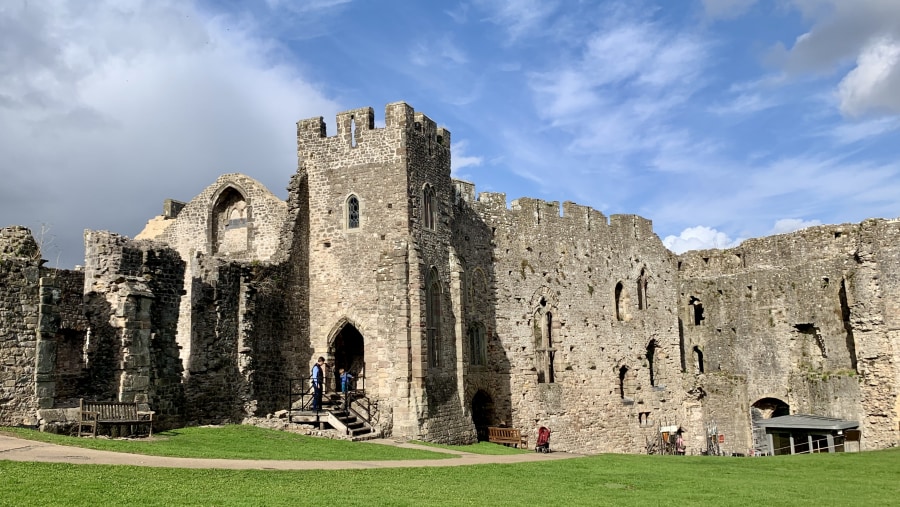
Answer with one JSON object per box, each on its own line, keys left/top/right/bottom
{"left": 296, "top": 102, "right": 472, "bottom": 441}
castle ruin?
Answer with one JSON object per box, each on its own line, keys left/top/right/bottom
{"left": 1, "top": 102, "right": 898, "bottom": 454}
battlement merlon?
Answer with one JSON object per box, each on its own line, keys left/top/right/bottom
{"left": 296, "top": 102, "right": 451, "bottom": 151}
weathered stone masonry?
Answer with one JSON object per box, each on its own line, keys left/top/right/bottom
{"left": 0, "top": 102, "right": 897, "bottom": 453}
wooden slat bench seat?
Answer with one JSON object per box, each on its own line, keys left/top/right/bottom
{"left": 78, "top": 399, "right": 154, "bottom": 438}
{"left": 488, "top": 426, "right": 528, "bottom": 448}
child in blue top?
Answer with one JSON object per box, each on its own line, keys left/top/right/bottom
{"left": 340, "top": 368, "right": 353, "bottom": 410}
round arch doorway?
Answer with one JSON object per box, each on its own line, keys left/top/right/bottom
{"left": 471, "top": 390, "right": 495, "bottom": 442}
{"left": 329, "top": 322, "right": 365, "bottom": 392}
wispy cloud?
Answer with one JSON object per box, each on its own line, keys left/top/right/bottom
{"left": 473, "top": 0, "right": 560, "bottom": 41}
{"left": 701, "top": 0, "right": 758, "bottom": 20}
{"left": 451, "top": 139, "right": 484, "bottom": 174}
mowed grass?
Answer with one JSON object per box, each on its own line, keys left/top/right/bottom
{"left": 1, "top": 426, "right": 898, "bottom": 506}
{"left": 409, "top": 439, "right": 529, "bottom": 455}
{"left": 0, "top": 425, "right": 453, "bottom": 461}
{"left": 1, "top": 449, "right": 898, "bottom": 506}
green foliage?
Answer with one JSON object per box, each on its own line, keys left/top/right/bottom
{"left": 0, "top": 425, "right": 452, "bottom": 461}
{"left": 0, "top": 448, "right": 898, "bottom": 506}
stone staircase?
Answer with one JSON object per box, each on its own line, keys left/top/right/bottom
{"left": 287, "top": 392, "right": 377, "bottom": 440}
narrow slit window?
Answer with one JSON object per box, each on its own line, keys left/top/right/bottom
{"left": 347, "top": 195, "right": 360, "bottom": 229}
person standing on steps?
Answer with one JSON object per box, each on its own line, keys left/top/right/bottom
{"left": 311, "top": 357, "right": 325, "bottom": 411}
{"left": 340, "top": 368, "right": 354, "bottom": 410}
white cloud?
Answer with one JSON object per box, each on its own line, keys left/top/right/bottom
{"left": 769, "top": 218, "right": 822, "bottom": 235}
{"left": 663, "top": 226, "right": 743, "bottom": 253}
{"left": 451, "top": 140, "right": 484, "bottom": 173}
{"left": 773, "top": 0, "right": 900, "bottom": 116}
{"left": 0, "top": 0, "right": 340, "bottom": 267}
{"left": 838, "top": 36, "right": 900, "bottom": 116}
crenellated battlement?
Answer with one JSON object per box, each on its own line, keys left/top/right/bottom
{"left": 454, "top": 182, "right": 662, "bottom": 242}
{"left": 296, "top": 102, "right": 451, "bottom": 152}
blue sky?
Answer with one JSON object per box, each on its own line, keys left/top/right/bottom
{"left": 2, "top": 0, "right": 899, "bottom": 267}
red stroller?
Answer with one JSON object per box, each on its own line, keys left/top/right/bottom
{"left": 535, "top": 426, "right": 551, "bottom": 453}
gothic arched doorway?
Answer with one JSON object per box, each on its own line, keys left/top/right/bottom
{"left": 329, "top": 322, "right": 365, "bottom": 392}
{"left": 471, "top": 390, "right": 495, "bottom": 442}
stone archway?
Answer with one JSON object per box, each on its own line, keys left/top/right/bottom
{"left": 328, "top": 321, "right": 365, "bottom": 392}
{"left": 751, "top": 397, "right": 790, "bottom": 453}
{"left": 471, "top": 390, "right": 495, "bottom": 442}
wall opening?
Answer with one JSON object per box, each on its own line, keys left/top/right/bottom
{"left": 426, "top": 267, "right": 442, "bottom": 368}
{"left": 839, "top": 279, "right": 858, "bottom": 370}
{"left": 646, "top": 339, "right": 658, "bottom": 387}
{"left": 615, "top": 282, "right": 624, "bottom": 321}
{"left": 618, "top": 365, "right": 630, "bottom": 400}
{"left": 689, "top": 296, "right": 704, "bottom": 325}
{"left": 637, "top": 268, "right": 648, "bottom": 310}
{"left": 423, "top": 185, "right": 437, "bottom": 230}
{"left": 211, "top": 186, "right": 249, "bottom": 255}
{"left": 329, "top": 322, "right": 365, "bottom": 392}
{"left": 469, "top": 322, "right": 486, "bottom": 366}
{"left": 693, "top": 345, "right": 704, "bottom": 373}
{"left": 471, "top": 390, "right": 495, "bottom": 442}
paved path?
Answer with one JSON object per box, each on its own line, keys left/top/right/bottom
{"left": 0, "top": 434, "right": 582, "bottom": 470}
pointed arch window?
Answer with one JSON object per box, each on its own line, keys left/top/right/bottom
{"left": 426, "top": 267, "right": 442, "bottom": 368}
{"left": 423, "top": 185, "right": 437, "bottom": 230}
{"left": 469, "top": 322, "right": 486, "bottom": 366}
{"left": 637, "top": 268, "right": 649, "bottom": 310}
{"left": 347, "top": 194, "right": 360, "bottom": 229}
{"left": 615, "top": 282, "right": 625, "bottom": 321}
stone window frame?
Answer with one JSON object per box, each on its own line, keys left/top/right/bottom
{"left": 345, "top": 193, "right": 361, "bottom": 231}
{"left": 645, "top": 339, "right": 660, "bottom": 387}
{"left": 468, "top": 322, "right": 487, "bottom": 366}
{"left": 209, "top": 183, "right": 251, "bottom": 255}
{"left": 426, "top": 266, "right": 442, "bottom": 368}
{"left": 422, "top": 184, "right": 437, "bottom": 231}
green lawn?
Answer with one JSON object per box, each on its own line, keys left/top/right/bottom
{"left": 0, "top": 425, "right": 453, "bottom": 461}
{"left": 409, "top": 439, "right": 529, "bottom": 455}
{"left": 1, "top": 426, "right": 898, "bottom": 506}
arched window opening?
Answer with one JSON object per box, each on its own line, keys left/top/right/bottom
{"left": 211, "top": 186, "right": 249, "bottom": 255}
{"left": 693, "top": 345, "right": 704, "bottom": 373}
{"left": 637, "top": 269, "right": 649, "bottom": 310}
{"left": 423, "top": 185, "right": 437, "bottom": 230}
{"left": 469, "top": 323, "right": 486, "bottom": 366}
{"left": 346, "top": 195, "right": 360, "bottom": 229}
{"left": 618, "top": 365, "right": 630, "bottom": 399}
{"left": 646, "top": 340, "right": 658, "bottom": 387}
{"left": 426, "top": 268, "right": 442, "bottom": 368}
{"left": 689, "top": 296, "right": 704, "bottom": 325}
{"left": 546, "top": 311, "right": 555, "bottom": 383}
{"left": 615, "top": 282, "right": 624, "bottom": 321}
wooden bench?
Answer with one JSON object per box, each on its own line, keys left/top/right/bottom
{"left": 78, "top": 399, "right": 155, "bottom": 438}
{"left": 488, "top": 426, "right": 528, "bottom": 448}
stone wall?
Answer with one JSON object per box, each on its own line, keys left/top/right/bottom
{"left": 677, "top": 220, "right": 900, "bottom": 452}
{"left": 459, "top": 194, "right": 683, "bottom": 453}
{"left": 82, "top": 231, "right": 185, "bottom": 428}
{"left": 0, "top": 227, "right": 41, "bottom": 425}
